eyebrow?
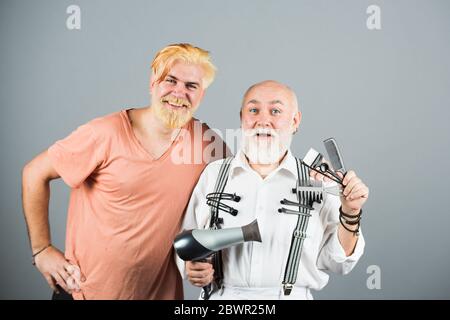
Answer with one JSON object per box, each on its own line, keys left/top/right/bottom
{"left": 167, "top": 75, "right": 200, "bottom": 86}
{"left": 246, "top": 99, "right": 285, "bottom": 105}
{"left": 247, "top": 99, "right": 260, "bottom": 105}
{"left": 269, "top": 100, "right": 284, "bottom": 105}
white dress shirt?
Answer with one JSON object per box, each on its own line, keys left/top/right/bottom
{"left": 177, "top": 149, "right": 365, "bottom": 299}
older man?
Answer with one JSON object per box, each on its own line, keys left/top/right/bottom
{"left": 22, "top": 43, "right": 227, "bottom": 299}
{"left": 178, "top": 80, "right": 369, "bottom": 300}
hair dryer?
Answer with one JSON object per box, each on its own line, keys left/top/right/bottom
{"left": 174, "top": 219, "right": 262, "bottom": 261}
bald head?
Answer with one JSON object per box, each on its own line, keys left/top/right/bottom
{"left": 241, "top": 80, "right": 299, "bottom": 112}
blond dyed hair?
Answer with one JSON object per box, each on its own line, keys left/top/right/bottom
{"left": 151, "top": 43, "right": 217, "bottom": 88}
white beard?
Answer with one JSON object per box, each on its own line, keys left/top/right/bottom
{"left": 242, "top": 128, "right": 293, "bottom": 165}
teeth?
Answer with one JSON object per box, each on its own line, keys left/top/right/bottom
{"left": 255, "top": 129, "right": 273, "bottom": 137}
{"left": 162, "top": 97, "right": 189, "bottom": 108}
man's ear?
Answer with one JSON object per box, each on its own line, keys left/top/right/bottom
{"left": 149, "top": 74, "right": 157, "bottom": 92}
{"left": 293, "top": 111, "right": 302, "bottom": 133}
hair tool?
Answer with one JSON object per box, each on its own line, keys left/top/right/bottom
{"left": 288, "top": 138, "right": 348, "bottom": 204}
{"left": 303, "top": 137, "right": 347, "bottom": 186}
{"left": 174, "top": 220, "right": 262, "bottom": 262}
{"left": 174, "top": 220, "right": 262, "bottom": 299}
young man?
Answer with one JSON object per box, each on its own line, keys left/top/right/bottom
{"left": 22, "top": 43, "right": 228, "bottom": 299}
{"left": 178, "top": 80, "right": 369, "bottom": 299}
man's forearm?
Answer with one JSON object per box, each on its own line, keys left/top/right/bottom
{"left": 338, "top": 224, "right": 359, "bottom": 256}
{"left": 22, "top": 166, "right": 52, "bottom": 253}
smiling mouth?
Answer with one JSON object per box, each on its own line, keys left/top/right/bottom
{"left": 166, "top": 102, "right": 187, "bottom": 109}
{"left": 161, "top": 97, "right": 190, "bottom": 109}
{"left": 256, "top": 133, "right": 273, "bottom": 137}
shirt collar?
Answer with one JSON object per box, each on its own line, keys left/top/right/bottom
{"left": 229, "top": 148, "right": 299, "bottom": 179}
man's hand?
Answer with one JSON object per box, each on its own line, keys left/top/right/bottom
{"left": 186, "top": 260, "right": 214, "bottom": 287}
{"left": 34, "top": 246, "right": 85, "bottom": 294}
{"left": 337, "top": 170, "right": 369, "bottom": 214}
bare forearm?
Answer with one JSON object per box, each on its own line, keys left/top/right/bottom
{"left": 22, "top": 169, "right": 52, "bottom": 252}
{"left": 22, "top": 151, "right": 59, "bottom": 253}
{"left": 338, "top": 224, "right": 359, "bottom": 256}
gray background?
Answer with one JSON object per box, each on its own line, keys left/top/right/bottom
{"left": 1, "top": 0, "right": 449, "bottom": 299}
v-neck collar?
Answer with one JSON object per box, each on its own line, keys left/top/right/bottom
{"left": 121, "top": 109, "right": 189, "bottom": 163}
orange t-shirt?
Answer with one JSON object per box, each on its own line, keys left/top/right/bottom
{"left": 48, "top": 110, "right": 226, "bottom": 299}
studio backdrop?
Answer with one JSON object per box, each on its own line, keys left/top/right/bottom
{"left": 1, "top": 0, "right": 449, "bottom": 299}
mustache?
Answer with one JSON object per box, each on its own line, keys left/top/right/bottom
{"left": 243, "top": 128, "right": 279, "bottom": 138}
{"left": 161, "top": 95, "right": 192, "bottom": 108}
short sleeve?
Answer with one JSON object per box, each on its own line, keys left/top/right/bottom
{"left": 47, "top": 123, "right": 103, "bottom": 188}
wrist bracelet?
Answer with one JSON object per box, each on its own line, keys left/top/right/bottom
{"left": 339, "top": 207, "right": 361, "bottom": 236}
{"left": 339, "top": 215, "right": 360, "bottom": 236}
{"left": 339, "top": 206, "right": 362, "bottom": 219}
{"left": 341, "top": 216, "right": 361, "bottom": 225}
{"left": 340, "top": 212, "right": 361, "bottom": 225}
{"left": 31, "top": 244, "right": 51, "bottom": 265}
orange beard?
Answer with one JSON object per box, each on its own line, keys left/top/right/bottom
{"left": 153, "top": 96, "right": 195, "bottom": 129}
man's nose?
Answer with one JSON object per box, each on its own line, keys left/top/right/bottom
{"left": 255, "top": 121, "right": 272, "bottom": 128}
{"left": 171, "top": 83, "right": 188, "bottom": 98}
{"left": 254, "top": 112, "right": 272, "bottom": 128}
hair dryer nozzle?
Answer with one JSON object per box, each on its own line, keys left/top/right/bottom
{"left": 242, "top": 219, "right": 262, "bottom": 242}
